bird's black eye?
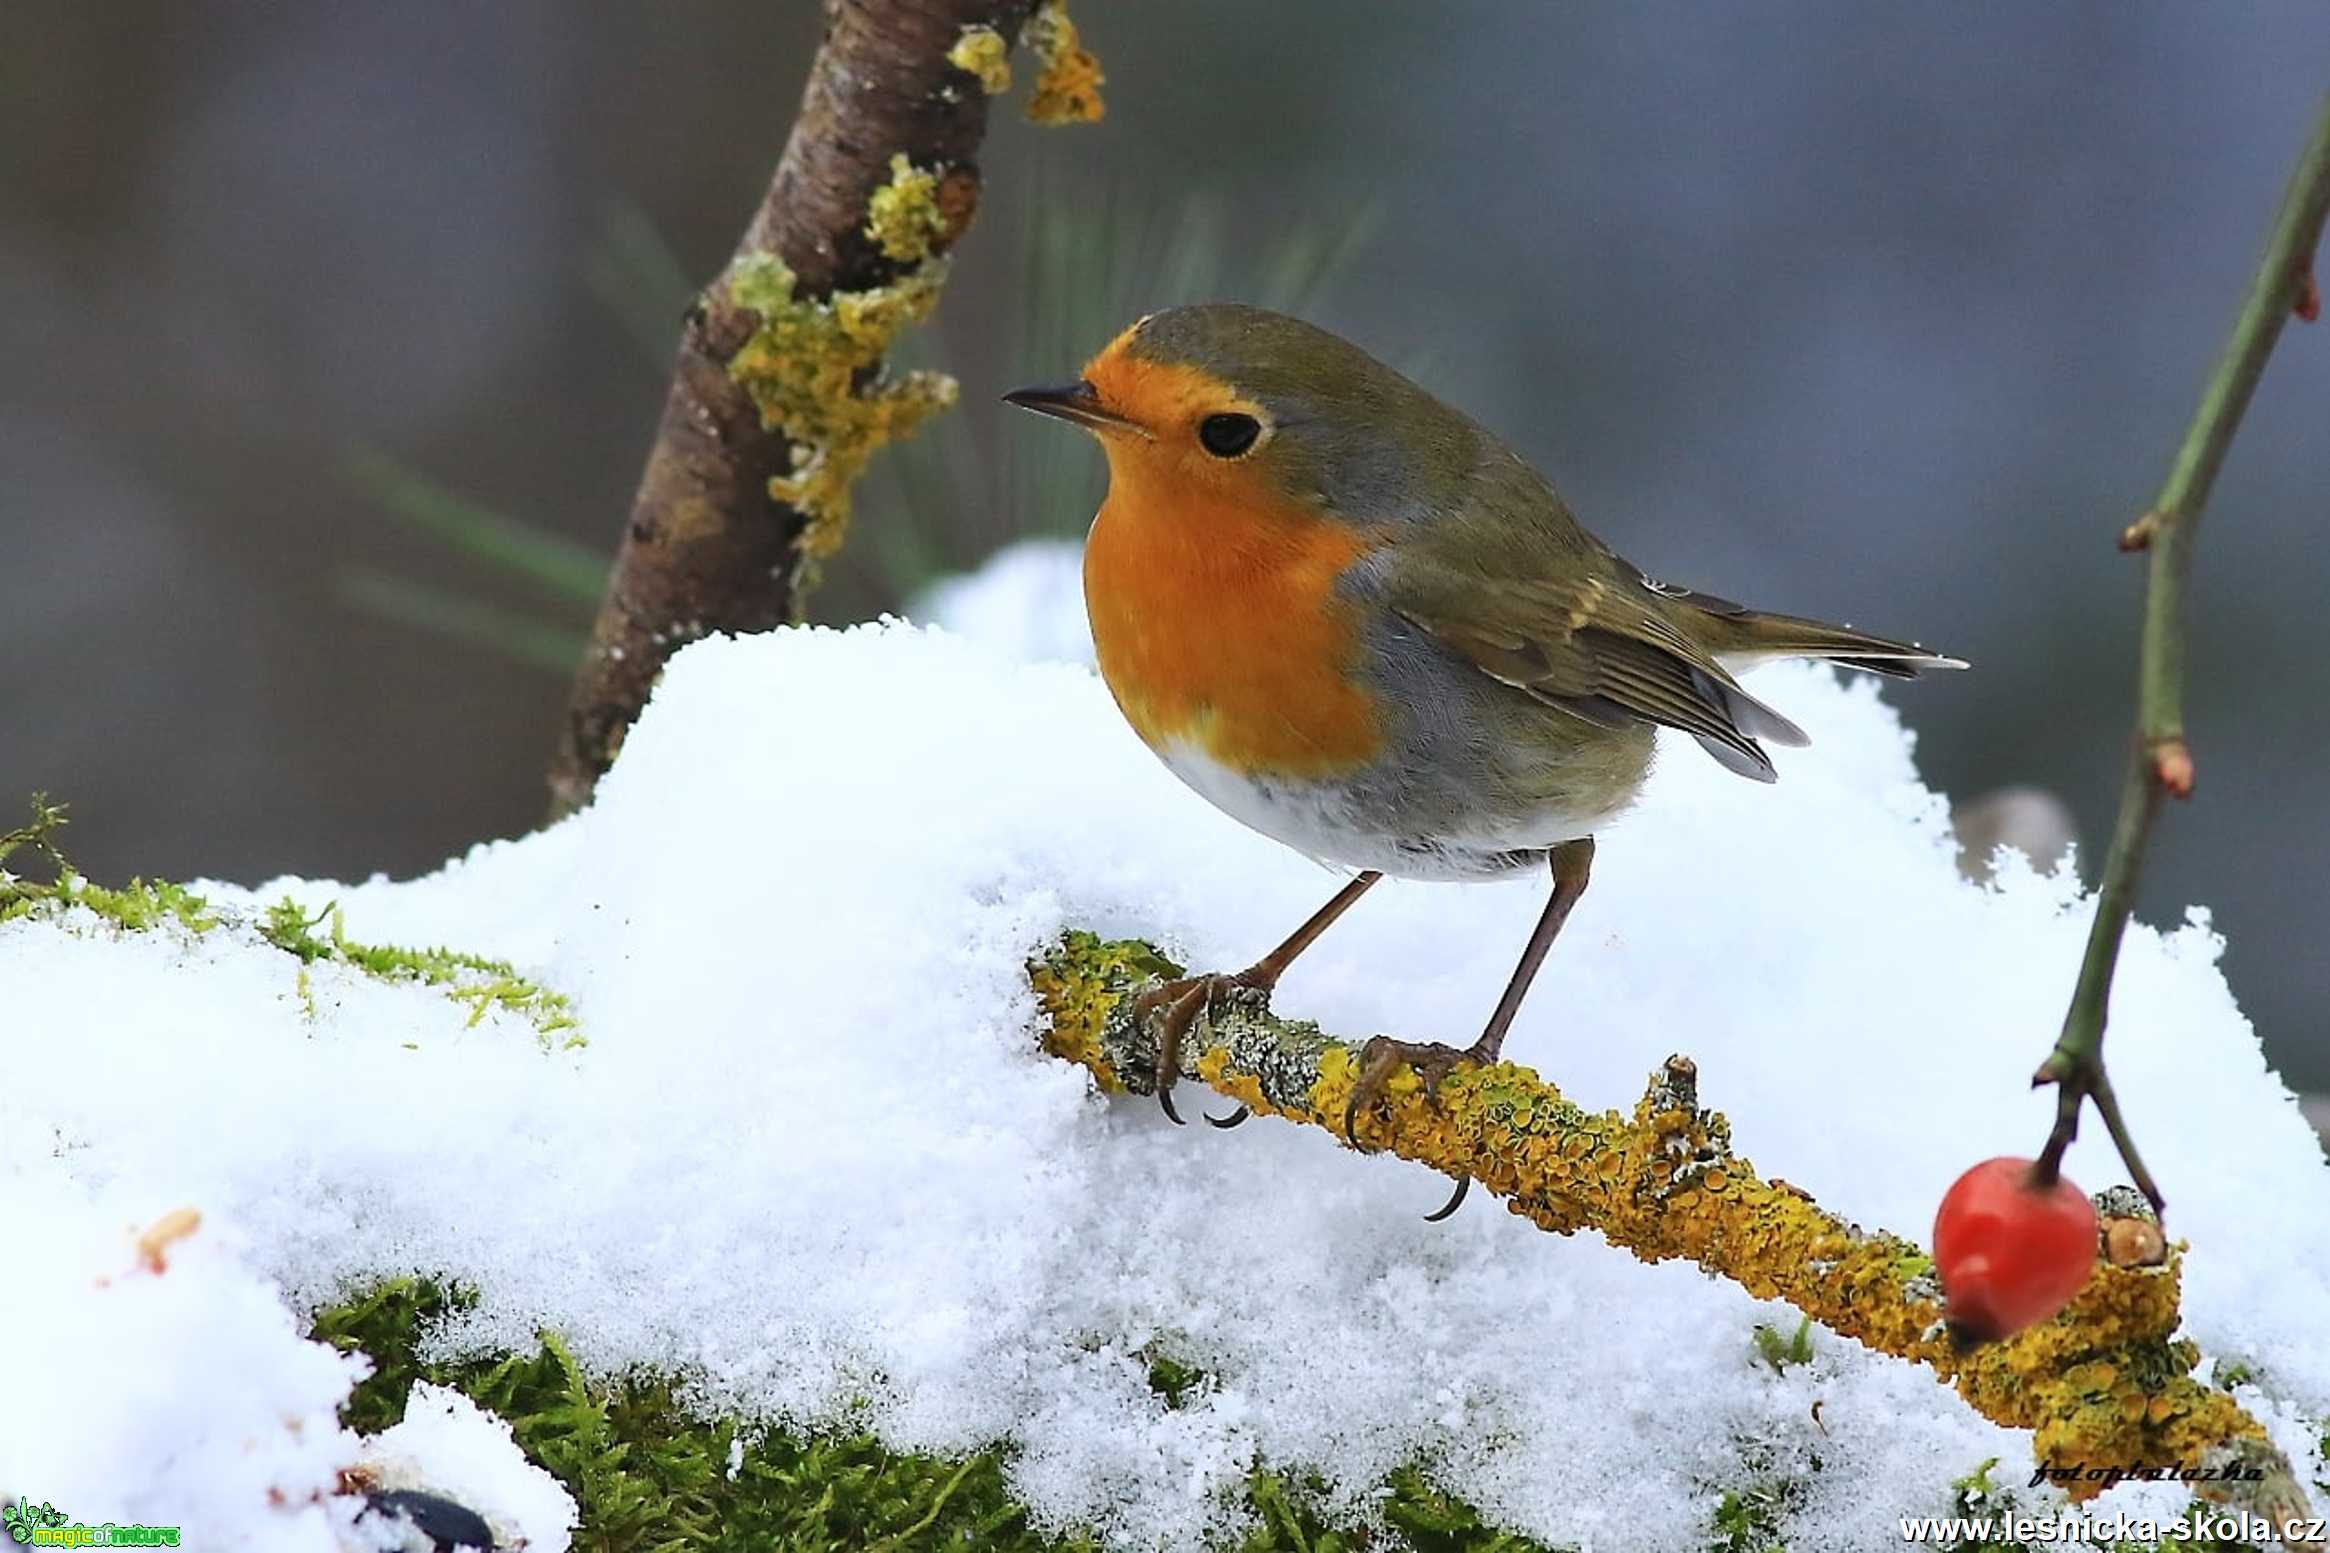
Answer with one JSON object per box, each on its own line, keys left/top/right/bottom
{"left": 1197, "top": 412, "right": 1261, "bottom": 458}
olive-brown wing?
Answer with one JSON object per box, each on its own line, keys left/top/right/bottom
{"left": 1389, "top": 569, "right": 1799, "bottom": 783}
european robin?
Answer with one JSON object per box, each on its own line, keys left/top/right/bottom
{"left": 1006, "top": 304, "right": 1961, "bottom": 1215}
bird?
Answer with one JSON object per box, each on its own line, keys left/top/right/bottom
{"left": 1005, "top": 304, "right": 1962, "bottom": 1217}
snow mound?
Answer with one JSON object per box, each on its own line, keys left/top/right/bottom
{"left": 0, "top": 1190, "right": 366, "bottom": 1551}
{"left": 0, "top": 1192, "right": 570, "bottom": 1551}
{"left": 357, "top": 1384, "right": 577, "bottom": 1551}
{"left": 910, "top": 535, "right": 1094, "bottom": 666}
{"left": 7, "top": 551, "right": 2326, "bottom": 1549}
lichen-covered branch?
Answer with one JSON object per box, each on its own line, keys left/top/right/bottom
{"left": 2036, "top": 93, "right": 2330, "bottom": 1209}
{"left": 547, "top": 0, "right": 1105, "bottom": 818}
{"left": 1031, "top": 932, "right": 2321, "bottom": 1533}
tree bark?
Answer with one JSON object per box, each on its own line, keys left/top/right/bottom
{"left": 547, "top": 0, "right": 1041, "bottom": 818}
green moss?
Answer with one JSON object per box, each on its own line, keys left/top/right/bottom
{"left": 0, "top": 792, "right": 70, "bottom": 875}
{"left": 2, "top": 795, "right": 580, "bottom": 1049}
{"left": 1378, "top": 1466, "right": 1561, "bottom": 1553}
{"left": 310, "top": 1280, "right": 1580, "bottom": 1552}
{"left": 108, "top": 876, "right": 218, "bottom": 933}
{"left": 260, "top": 895, "right": 584, "bottom": 1048}
{"left": 260, "top": 895, "right": 335, "bottom": 961}
{"left": 1932, "top": 1456, "right": 2036, "bottom": 1551}
{"left": 342, "top": 1283, "right": 2212, "bottom": 1553}
{"left": 316, "top": 1277, "right": 1089, "bottom": 1552}
{"left": 1240, "top": 1471, "right": 1367, "bottom": 1553}
{"left": 1751, "top": 1316, "right": 1815, "bottom": 1375}
{"left": 2, "top": 871, "right": 221, "bottom": 934}
{"left": 312, "top": 1277, "right": 481, "bottom": 1433}
{"left": 1142, "top": 1350, "right": 1205, "bottom": 1411}
{"left": 1708, "top": 1474, "right": 1812, "bottom": 1553}
{"left": 0, "top": 798, "right": 212, "bottom": 933}
{"left": 1706, "top": 1437, "right": 1820, "bottom": 1553}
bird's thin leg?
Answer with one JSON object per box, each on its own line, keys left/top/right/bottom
{"left": 1246, "top": 868, "right": 1385, "bottom": 985}
{"left": 1343, "top": 840, "right": 1596, "bottom": 1219}
{"left": 1137, "top": 870, "right": 1382, "bottom": 1126}
{"left": 1469, "top": 837, "right": 1596, "bottom": 1067}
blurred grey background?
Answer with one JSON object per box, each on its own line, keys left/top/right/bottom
{"left": 3, "top": 3, "right": 2324, "bottom": 1094}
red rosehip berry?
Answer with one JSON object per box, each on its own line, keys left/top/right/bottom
{"left": 1932, "top": 1156, "right": 2099, "bottom": 1345}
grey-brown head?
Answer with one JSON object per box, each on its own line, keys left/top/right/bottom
{"left": 1004, "top": 303, "right": 1495, "bottom": 524}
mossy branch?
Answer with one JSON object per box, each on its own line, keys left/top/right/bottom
{"left": 1030, "top": 932, "right": 2322, "bottom": 1533}
{"left": 547, "top": 0, "right": 1104, "bottom": 818}
{"left": 2, "top": 795, "right": 580, "bottom": 1047}
{"left": 2035, "top": 93, "right": 2330, "bottom": 1212}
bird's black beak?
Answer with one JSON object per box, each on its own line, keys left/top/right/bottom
{"left": 1001, "top": 380, "right": 1145, "bottom": 436}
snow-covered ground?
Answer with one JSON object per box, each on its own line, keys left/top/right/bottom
{"left": 6, "top": 540, "right": 2325, "bottom": 1550}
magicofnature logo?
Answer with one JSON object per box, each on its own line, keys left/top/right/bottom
{"left": 0, "top": 1500, "right": 63, "bottom": 1544}
{"left": 2, "top": 1498, "right": 181, "bottom": 1548}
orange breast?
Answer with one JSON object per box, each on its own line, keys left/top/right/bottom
{"left": 1082, "top": 479, "right": 1386, "bottom": 779}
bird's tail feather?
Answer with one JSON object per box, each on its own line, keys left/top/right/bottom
{"left": 1696, "top": 608, "right": 1966, "bottom": 679}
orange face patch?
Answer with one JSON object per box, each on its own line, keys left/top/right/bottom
{"left": 1075, "top": 336, "right": 1385, "bottom": 778}
{"left": 1081, "top": 327, "right": 1261, "bottom": 445}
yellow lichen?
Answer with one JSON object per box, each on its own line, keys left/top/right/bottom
{"left": 864, "top": 153, "right": 949, "bottom": 265}
{"left": 1031, "top": 931, "right": 2310, "bottom": 1520}
{"left": 723, "top": 253, "right": 959, "bottom": 561}
{"left": 1028, "top": 932, "right": 1182, "bottom": 1093}
{"left": 947, "top": 24, "right": 1011, "bottom": 96}
{"left": 1195, "top": 1046, "right": 1271, "bottom": 1118}
{"left": 1022, "top": 0, "right": 1104, "bottom": 125}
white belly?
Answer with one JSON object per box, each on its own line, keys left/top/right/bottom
{"left": 1156, "top": 739, "right": 1619, "bottom": 882}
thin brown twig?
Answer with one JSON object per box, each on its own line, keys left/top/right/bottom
{"left": 2033, "top": 93, "right": 2330, "bottom": 1213}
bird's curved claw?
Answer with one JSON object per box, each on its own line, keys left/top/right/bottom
{"left": 1135, "top": 973, "right": 1264, "bottom": 1127}
{"left": 1205, "top": 1105, "right": 1250, "bottom": 1129}
{"left": 1153, "top": 980, "right": 1211, "bottom": 1126}
{"left": 1340, "top": 1034, "right": 1480, "bottom": 1150}
{"left": 1423, "top": 1175, "right": 1472, "bottom": 1222}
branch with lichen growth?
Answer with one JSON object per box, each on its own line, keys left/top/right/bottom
{"left": 547, "top": 0, "right": 1105, "bottom": 818}
{"left": 2032, "top": 93, "right": 2330, "bottom": 1215}
{"left": 1030, "top": 933, "right": 2324, "bottom": 1537}
{"left": 950, "top": 0, "right": 1104, "bottom": 124}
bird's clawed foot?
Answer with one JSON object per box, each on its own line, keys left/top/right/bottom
{"left": 1132, "top": 970, "right": 1271, "bottom": 1126}
{"left": 1341, "top": 1035, "right": 1493, "bottom": 1221}
{"left": 1341, "top": 1036, "right": 1486, "bottom": 1145}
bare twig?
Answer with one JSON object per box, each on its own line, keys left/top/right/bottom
{"left": 2033, "top": 94, "right": 2330, "bottom": 1214}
